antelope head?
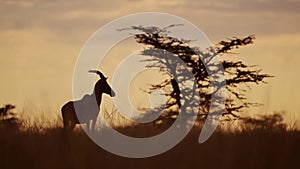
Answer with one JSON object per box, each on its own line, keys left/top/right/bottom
{"left": 89, "top": 70, "right": 116, "bottom": 97}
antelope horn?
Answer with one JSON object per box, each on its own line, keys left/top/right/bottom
{"left": 88, "top": 70, "right": 106, "bottom": 79}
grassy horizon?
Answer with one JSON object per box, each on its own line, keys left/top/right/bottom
{"left": 0, "top": 108, "right": 299, "bottom": 169}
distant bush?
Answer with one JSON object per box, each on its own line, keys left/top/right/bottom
{"left": 0, "top": 104, "right": 19, "bottom": 130}
{"left": 241, "top": 113, "right": 287, "bottom": 131}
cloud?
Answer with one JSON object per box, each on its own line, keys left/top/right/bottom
{"left": 0, "top": 0, "right": 299, "bottom": 42}
{"left": 180, "top": 0, "right": 300, "bottom": 14}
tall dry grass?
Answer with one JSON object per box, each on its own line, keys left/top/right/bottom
{"left": 0, "top": 110, "right": 299, "bottom": 169}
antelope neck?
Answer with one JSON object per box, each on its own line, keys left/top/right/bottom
{"left": 92, "top": 90, "right": 103, "bottom": 106}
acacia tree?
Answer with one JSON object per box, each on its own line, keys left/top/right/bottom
{"left": 121, "top": 25, "right": 272, "bottom": 122}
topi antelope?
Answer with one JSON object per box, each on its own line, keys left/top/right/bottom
{"left": 61, "top": 70, "right": 115, "bottom": 132}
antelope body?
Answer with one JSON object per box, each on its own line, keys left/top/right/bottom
{"left": 61, "top": 70, "right": 115, "bottom": 131}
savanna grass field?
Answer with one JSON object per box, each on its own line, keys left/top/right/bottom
{"left": 0, "top": 108, "right": 299, "bottom": 169}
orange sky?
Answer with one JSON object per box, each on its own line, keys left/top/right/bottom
{"left": 0, "top": 0, "right": 299, "bottom": 125}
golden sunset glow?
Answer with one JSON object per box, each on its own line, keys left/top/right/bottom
{"left": 0, "top": 0, "right": 299, "bottom": 126}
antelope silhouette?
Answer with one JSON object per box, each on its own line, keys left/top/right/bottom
{"left": 61, "top": 70, "right": 115, "bottom": 132}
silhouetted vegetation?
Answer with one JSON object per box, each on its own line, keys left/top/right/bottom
{"left": 0, "top": 113, "right": 299, "bottom": 169}
{"left": 241, "top": 113, "right": 288, "bottom": 131}
{"left": 120, "top": 25, "right": 272, "bottom": 122}
{"left": 0, "top": 104, "right": 19, "bottom": 131}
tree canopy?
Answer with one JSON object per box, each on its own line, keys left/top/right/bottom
{"left": 121, "top": 25, "right": 272, "bottom": 122}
